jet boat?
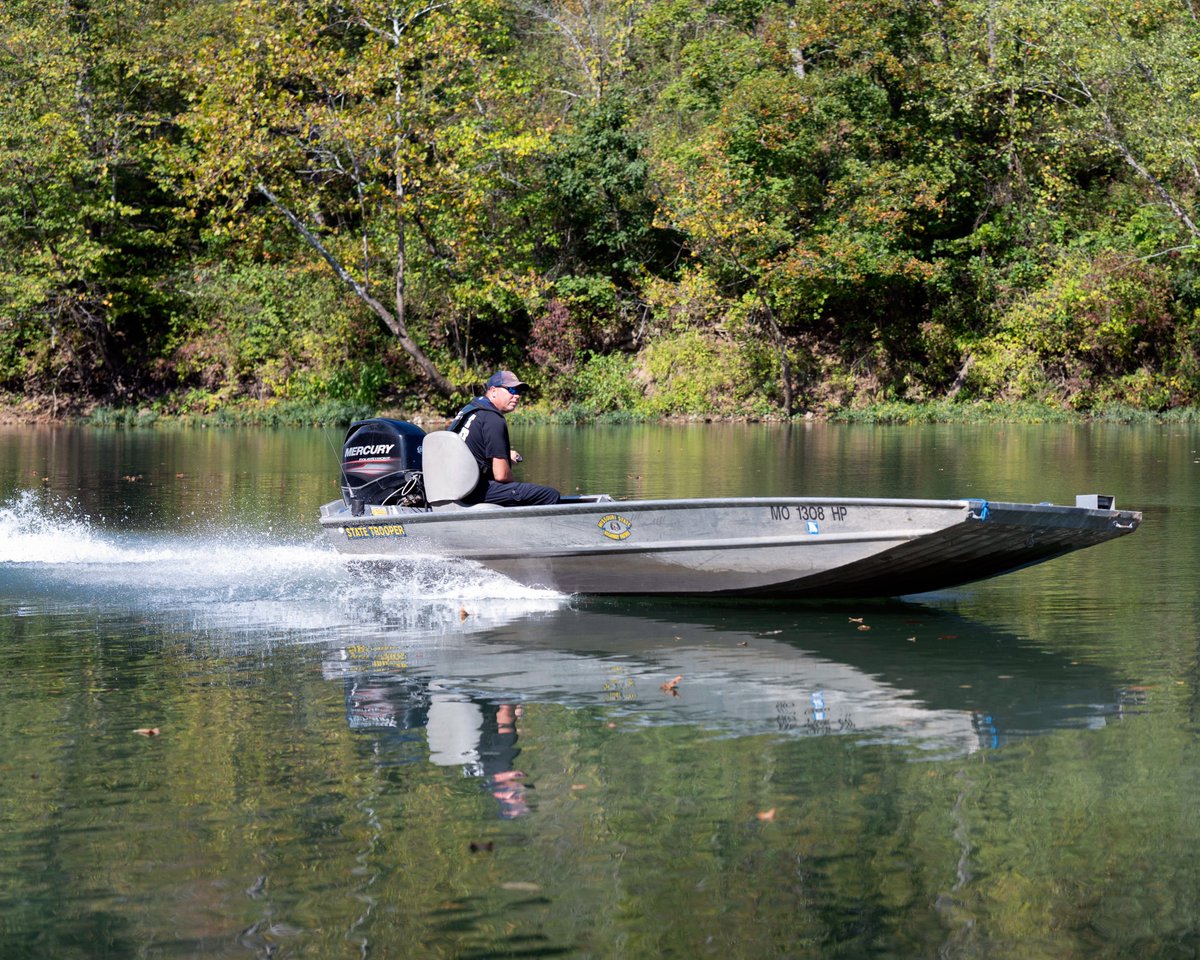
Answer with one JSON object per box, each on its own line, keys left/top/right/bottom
{"left": 318, "top": 418, "right": 1142, "bottom": 599}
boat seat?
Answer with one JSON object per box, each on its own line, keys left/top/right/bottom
{"left": 422, "top": 430, "right": 483, "bottom": 508}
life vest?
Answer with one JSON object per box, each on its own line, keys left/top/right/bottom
{"left": 448, "top": 398, "right": 493, "bottom": 434}
{"left": 448, "top": 398, "right": 505, "bottom": 480}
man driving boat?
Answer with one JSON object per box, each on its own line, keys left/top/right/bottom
{"left": 449, "top": 371, "right": 562, "bottom": 507}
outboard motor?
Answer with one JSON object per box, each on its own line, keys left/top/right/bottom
{"left": 339, "top": 418, "right": 426, "bottom": 512}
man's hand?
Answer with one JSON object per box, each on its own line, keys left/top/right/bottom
{"left": 510, "top": 449, "right": 523, "bottom": 463}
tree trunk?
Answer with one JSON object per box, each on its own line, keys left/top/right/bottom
{"left": 760, "top": 300, "right": 794, "bottom": 418}
{"left": 256, "top": 183, "right": 454, "bottom": 397}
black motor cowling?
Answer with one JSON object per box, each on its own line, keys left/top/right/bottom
{"left": 340, "top": 418, "right": 426, "bottom": 509}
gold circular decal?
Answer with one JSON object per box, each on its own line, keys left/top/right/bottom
{"left": 598, "top": 513, "right": 633, "bottom": 541}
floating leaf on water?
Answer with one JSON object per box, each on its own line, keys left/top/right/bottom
{"left": 737, "top": 641, "right": 748, "bottom": 647}
{"left": 848, "top": 617, "right": 864, "bottom": 623}
{"left": 857, "top": 624, "right": 871, "bottom": 631}
{"left": 459, "top": 607, "right": 469, "bottom": 620}
{"left": 660, "top": 675, "right": 682, "bottom": 694}
{"left": 133, "top": 727, "right": 160, "bottom": 736}
{"left": 501, "top": 881, "right": 541, "bottom": 892}
{"left": 756, "top": 808, "right": 776, "bottom": 822}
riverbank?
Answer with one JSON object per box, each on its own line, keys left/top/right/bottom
{"left": 6, "top": 392, "right": 1200, "bottom": 428}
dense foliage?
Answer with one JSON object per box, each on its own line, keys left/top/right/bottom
{"left": 4, "top": 0, "right": 1200, "bottom": 418}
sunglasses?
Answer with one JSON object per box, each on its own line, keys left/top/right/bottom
{"left": 500, "top": 385, "right": 525, "bottom": 396}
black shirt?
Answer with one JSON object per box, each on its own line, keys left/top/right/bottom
{"left": 453, "top": 397, "right": 509, "bottom": 480}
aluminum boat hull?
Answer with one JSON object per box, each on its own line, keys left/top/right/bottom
{"left": 318, "top": 496, "right": 1141, "bottom": 599}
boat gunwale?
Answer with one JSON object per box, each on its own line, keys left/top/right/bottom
{"left": 319, "top": 495, "right": 980, "bottom": 528}
{"left": 320, "top": 495, "right": 1141, "bottom": 529}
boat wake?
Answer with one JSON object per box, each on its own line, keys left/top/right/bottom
{"left": 0, "top": 491, "right": 567, "bottom": 640}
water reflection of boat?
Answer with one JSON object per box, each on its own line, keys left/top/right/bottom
{"left": 319, "top": 419, "right": 1142, "bottom": 599}
{"left": 322, "top": 601, "right": 1124, "bottom": 761}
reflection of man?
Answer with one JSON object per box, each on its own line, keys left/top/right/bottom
{"left": 450, "top": 371, "right": 561, "bottom": 507}
{"left": 427, "top": 687, "right": 529, "bottom": 819}
{"left": 487, "top": 706, "right": 528, "bottom": 819}
{"left": 345, "top": 674, "right": 529, "bottom": 818}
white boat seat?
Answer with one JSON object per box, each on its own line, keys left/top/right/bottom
{"left": 422, "top": 430, "right": 482, "bottom": 508}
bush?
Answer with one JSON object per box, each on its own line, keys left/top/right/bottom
{"left": 171, "top": 261, "right": 397, "bottom": 405}
{"left": 176, "top": 399, "right": 375, "bottom": 427}
{"left": 83, "top": 398, "right": 374, "bottom": 428}
{"left": 634, "top": 329, "right": 775, "bottom": 416}
{"left": 566, "top": 351, "right": 643, "bottom": 412}
{"left": 966, "top": 251, "right": 1174, "bottom": 407}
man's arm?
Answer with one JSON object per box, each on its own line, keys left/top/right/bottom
{"left": 491, "top": 457, "right": 513, "bottom": 482}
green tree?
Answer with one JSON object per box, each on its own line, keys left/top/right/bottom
{"left": 0, "top": 0, "right": 189, "bottom": 401}
{"left": 972, "top": 0, "right": 1200, "bottom": 246}
{"left": 646, "top": 0, "right": 967, "bottom": 411}
{"left": 929, "top": 0, "right": 1200, "bottom": 403}
{"left": 182, "top": 0, "right": 546, "bottom": 397}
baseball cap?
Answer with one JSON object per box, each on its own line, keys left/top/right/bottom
{"left": 486, "top": 371, "right": 528, "bottom": 390}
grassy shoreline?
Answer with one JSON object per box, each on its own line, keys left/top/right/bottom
{"left": 6, "top": 393, "right": 1200, "bottom": 428}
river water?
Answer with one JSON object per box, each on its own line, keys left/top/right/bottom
{"left": 0, "top": 421, "right": 1195, "bottom": 959}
